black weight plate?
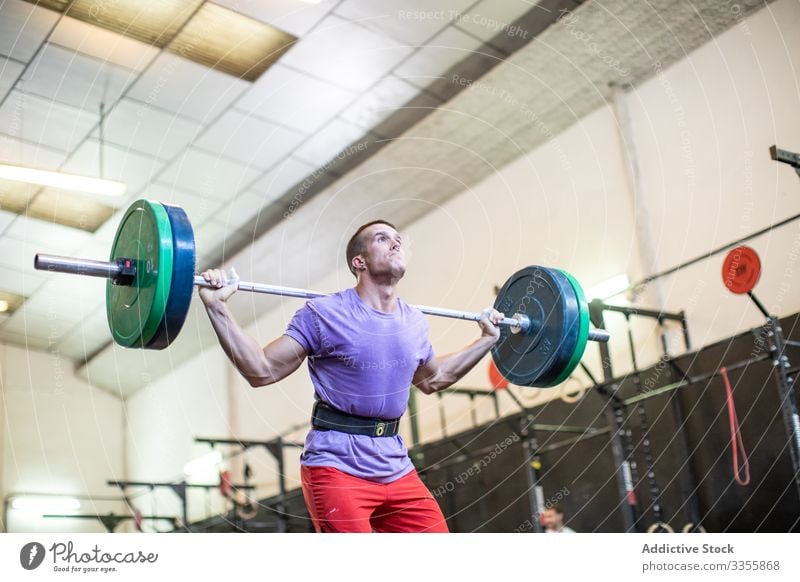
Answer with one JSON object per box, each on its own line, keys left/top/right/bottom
{"left": 146, "top": 203, "right": 196, "bottom": 350}
{"left": 491, "top": 266, "right": 580, "bottom": 387}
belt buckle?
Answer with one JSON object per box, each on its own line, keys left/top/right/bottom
{"left": 375, "top": 421, "right": 387, "bottom": 437}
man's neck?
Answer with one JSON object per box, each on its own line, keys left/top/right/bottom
{"left": 355, "top": 276, "right": 399, "bottom": 313}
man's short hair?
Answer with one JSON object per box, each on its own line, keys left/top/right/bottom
{"left": 345, "top": 220, "right": 397, "bottom": 278}
{"left": 548, "top": 504, "right": 565, "bottom": 516}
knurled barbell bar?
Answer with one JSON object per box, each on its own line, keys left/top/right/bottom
{"left": 32, "top": 199, "right": 610, "bottom": 387}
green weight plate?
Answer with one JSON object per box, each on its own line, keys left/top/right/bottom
{"left": 548, "top": 269, "right": 590, "bottom": 386}
{"left": 106, "top": 200, "right": 174, "bottom": 347}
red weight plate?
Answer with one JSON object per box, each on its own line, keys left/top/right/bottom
{"left": 722, "top": 246, "right": 761, "bottom": 294}
{"left": 488, "top": 359, "right": 509, "bottom": 390}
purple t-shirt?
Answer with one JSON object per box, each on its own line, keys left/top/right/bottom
{"left": 284, "top": 287, "right": 434, "bottom": 483}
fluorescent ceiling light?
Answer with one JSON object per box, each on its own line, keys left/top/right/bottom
{"left": 168, "top": 3, "right": 296, "bottom": 82}
{"left": 11, "top": 496, "right": 81, "bottom": 513}
{"left": 183, "top": 450, "right": 222, "bottom": 476}
{"left": 586, "top": 274, "right": 630, "bottom": 301}
{"left": 0, "top": 165, "right": 126, "bottom": 197}
{"left": 0, "top": 291, "right": 25, "bottom": 314}
{"left": 26, "top": 0, "right": 296, "bottom": 82}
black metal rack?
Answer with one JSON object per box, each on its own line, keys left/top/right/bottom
{"left": 106, "top": 479, "right": 255, "bottom": 532}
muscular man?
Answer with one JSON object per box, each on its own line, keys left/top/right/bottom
{"left": 199, "top": 220, "right": 504, "bottom": 532}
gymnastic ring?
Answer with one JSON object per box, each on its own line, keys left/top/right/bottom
{"left": 647, "top": 521, "right": 675, "bottom": 533}
{"left": 559, "top": 376, "right": 587, "bottom": 404}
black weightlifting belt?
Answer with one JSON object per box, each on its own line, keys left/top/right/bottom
{"left": 311, "top": 401, "right": 400, "bottom": 438}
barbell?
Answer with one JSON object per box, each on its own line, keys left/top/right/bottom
{"left": 33, "top": 199, "right": 610, "bottom": 387}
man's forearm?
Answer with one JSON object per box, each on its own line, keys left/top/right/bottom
{"left": 431, "top": 336, "right": 497, "bottom": 391}
{"left": 204, "top": 300, "right": 271, "bottom": 384}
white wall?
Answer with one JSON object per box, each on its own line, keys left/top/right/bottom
{"left": 626, "top": 0, "right": 800, "bottom": 349}
{"left": 0, "top": 343, "right": 126, "bottom": 533}
{"left": 124, "top": 344, "right": 230, "bottom": 527}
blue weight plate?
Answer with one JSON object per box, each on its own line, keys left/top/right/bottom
{"left": 146, "top": 203, "right": 196, "bottom": 350}
{"left": 490, "top": 266, "right": 580, "bottom": 387}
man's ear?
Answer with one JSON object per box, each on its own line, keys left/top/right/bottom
{"left": 352, "top": 255, "right": 366, "bottom": 272}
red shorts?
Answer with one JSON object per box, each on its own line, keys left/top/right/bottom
{"left": 300, "top": 465, "right": 449, "bottom": 533}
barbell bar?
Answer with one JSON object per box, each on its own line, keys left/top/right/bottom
{"left": 32, "top": 199, "right": 610, "bottom": 387}
{"left": 33, "top": 253, "right": 610, "bottom": 343}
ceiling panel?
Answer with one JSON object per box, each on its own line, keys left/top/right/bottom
{"left": 211, "top": 0, "right": 335, "bottom": 38}
{"left": 91, "top": 207, "right": 125, "bottom": 243}
{"left": 4, "top": 214, "right": 91, "bottom": 253}
{"left": 21, "top": 282, "right": 103, "bottom": 327}
{"left": 49, "top": 15, "right": 160, "bottom": 72}
{"left": 21, "top": 43, "right": 136, "bottom": 111}
{"left": 293, "top": 118, "right": 367, "bottom": 165}
{"left": 0, "top": 235, "right": 67, "bottom": 276}
{"left": 34, "top": 263, "right": 108, "bottom": 301}
{"left": 1, "top": 305, "right": 83, "bottom": 339}
{"left": 194, "top": 220, "right": 228, "bottom": 262}
{"left": 0, "top": 90, "right": 98, "bottom": 153}
{"left": 63, "top": 139, "right": 165, "bottom": 196}
{"left": 278, "top": 14, "right": 413, "bottom": 92}
{"left": 236, "top": 63, "right": 355, "bottom": 134}
{"left": 248, "top": 156, "right": 316, "bottom": 199}
{"left": 72, "top": 236, "right": 111, "bottom": 262}
{"left": 335, "top": 0, "right": 476, "bottom": 45}
{"left": 211, "top": 190, "right": 267, "bottom": 232}
{"left": 394, "top": 26, "right": 486, "bottom": 90}
{"left": 370, "top": 89, "right": 444, "bottom": 139}
{"left": 168, "top": 1, "right": 296, "bottom": 83}
{"left": 0, "top": 0, "right": 59, "bottom": 62}
{"left": 128, "top": 52, "right": 250, "bottom": 122}
{"left": 0, "top": 328, "right": 52, "bottom": 351}
{"left": 453, "top": 0, "right": 538, "bottom": 44}
{"left": 55, "top": 0, "right": 202, "bottom": 48}
{"left": 0, "top": 208, "right": 16, "bottom": 233}
{"left": 195, "top": 108, "right": 306, "bottom": 171}
{"left": 55, "top": 309, "right": 110, "bottom": 360}
{"left": 27, "top": 188, "right": 117, "bottom": 232}
{"left": 160, "top": 147, "right": 262, "bottom": 202}
{"left": 0, "top": 264, "right": 46, "bottom": 296}
{"left": 339, "top": 75, "right": 421, "bottom": 134}
{"left": 79, "top": 301, "right": 217, "bottom": 397}
{"left": 0, "top": 134, "right": 67, "bottom": 170}
{"left": 0, "top": 56, "right": 24, "bottom": 100}
{"left": 0, "top": 180, "right": 38, "bottom": 215}
{"left": 143, "top": 181, "right": 219, "bottom": 226}
{"left": 91, "top": 98, "right": 202, "bottom": 162}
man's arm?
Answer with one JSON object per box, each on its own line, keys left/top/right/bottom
{"left": 200, "top": 268, "right": 307, "bottom": 387}
{"left": 412, "top": 308, "right": 503, "bottom": 394}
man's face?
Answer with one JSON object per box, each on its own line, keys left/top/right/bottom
{"left": 540, "top": 508, "right": 563, "bottom": 529}
{"left": 357, "top": 223, "right": 406, "bottom": 279}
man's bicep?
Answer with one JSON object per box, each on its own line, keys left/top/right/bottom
{"left": 263, "top": 335, "right": 307, "bottom": 382}
{"left": 413, "top": 355, "right": 441, "bottom": 394}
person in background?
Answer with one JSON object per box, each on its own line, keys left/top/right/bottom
{"left": 541, "top": 504, "right": 576, "bottom": 533}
